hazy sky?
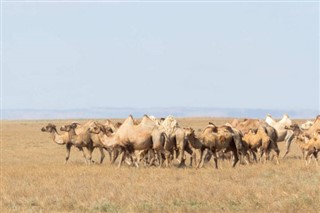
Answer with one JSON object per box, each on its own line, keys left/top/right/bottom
{"left": 2, "top": 2, "right": 319, "bottom": 111}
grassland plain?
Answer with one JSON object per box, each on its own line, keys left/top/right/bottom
{"left": 1, "top": 118, "right": 320, "bottom": 213}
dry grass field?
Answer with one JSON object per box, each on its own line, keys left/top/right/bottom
{"left": 1, "top": 117, "right": 320, "bottom": 212}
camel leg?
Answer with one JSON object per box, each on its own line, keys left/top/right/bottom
{"left": 315, "top": 152, "right": 318, "bottom": 166}
{"left": 177, "top": 147, "right": 186, "bottom": 167}
{"left": 212, "top": 150, "right": 218, "bottom": 169}
{"left": 204, "top": 150, "right": 213, "bottom": 164}
{"left": 157, "top": 150, "right": 163, "bottom": 168}
{"left": 184, "top": 145, "right": 194, "bottom": 167}
{"left": 231, "top": 149, "right": 239, "bottom": 167}
{"left": 164, "top": 151, "right": 170, "bottom": 168}
{"left": 264, "top": 149, "right": 270, "bottom": 164}
{"left": 305, "top": 153, "right": 310, "bottom": 166}
{"left": 107, "top": 148, "right": 112, "bottom": 162}
{"left": 241, "top": 151, "right": 250, "bottom": 165}
{"left": 301, "top": 148, "right": 305, "bottom": 160}
{"left": 111, "top": 148, "right": 120, "bottom": 164}
{"left": 251, "top": 150, "right": 257, "bottom": 163}
{"left": 78, "top": 147, "right": 88, "bottom": 165}
{"left": 282, "top": 134, "right": 294, "bottom": 159}
{"left": 118, "top": 149, "right": 126, "bottom": 168}
{"left": 87, "top": 147, "right": 93, "bottom": 165}
{"left": 65, "top": 143, "right": 72, "bottom": 164}
{"left": 148, "top": 149, "right": 155, "bottom": 167}
{"left": 199, "top": 148, "right": 209, "bottom": 168}
{"left": 196, "top": 147, "right": 204, "bottom": 168}
{"left": 99, "top": 147, "right": 105, "bottom": 164}
{"left": 273, "top": 148, "right": 280, "bottom": 165}
{"left": 259, "top": 149, "right": 264, "bottom": 164}
{"left": 270, "top": 141, "right": 280, "bottom": 164}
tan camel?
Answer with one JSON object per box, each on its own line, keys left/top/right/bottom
{"left": 190, "top": 123, "right": 240, "bottom": 169}
{"left": 60, "top": 123, "right": 95, "bottom": 164}
{"left": 41, "top": 123, "right": 88, "bottom": 164}
{"left": 183, "top": 127, "right": 206, "bottom": 168}
{"left": 295, "top": 131, "right": 320, "bottom": 166}
{"left": 242, "top": 126, "right": 280, "bottom": 164}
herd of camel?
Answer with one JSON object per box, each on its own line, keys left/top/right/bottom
{"left": 41, "top": 114, "right": 320, "bottom": 168}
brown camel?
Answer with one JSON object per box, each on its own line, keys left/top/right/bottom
{"left": 242, "top": 126, "right": 280, "bottom": 164}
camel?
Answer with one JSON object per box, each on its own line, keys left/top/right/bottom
{"left": 63, "top": 121, "right": 113, "bottom": 164}
{"left": 242, "top": 126, "right": 280, "bottom": 164}
{"left": 88, "top": 115, "right": 166, "bottom": 168}
{"left": 188, "top": 123, "right": 240, "bottom": 169}
{"left": 41, "top": 123, "right": 88, "bottom": 164}
{"left": 183, "top": 127, "right": 207, "bottom": 168}
{"left": 60, "top": 123, "right": 96, "bottom": 164}
{"left": 140, "top": 115, "right": 189, "bottom": 167}
{"left": 295, "top": 130, "right": 320, "bottom": 166}
{"left": 265, "top": 114, "right": 295, "bottom": 158}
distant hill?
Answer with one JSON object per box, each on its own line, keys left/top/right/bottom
{"left": 2, "top": 107, "right": 318, "bottom": 120}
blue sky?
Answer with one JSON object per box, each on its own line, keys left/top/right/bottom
{"left": 2, "top": 2, "right": 319, "bottom": 112}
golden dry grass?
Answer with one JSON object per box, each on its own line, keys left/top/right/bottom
{"left": 1, "top": 118, "right": 320, "bottom": 212}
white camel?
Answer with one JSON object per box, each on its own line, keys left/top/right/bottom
{"left": 265, "top": 114, "right": 294, "bottom": 159}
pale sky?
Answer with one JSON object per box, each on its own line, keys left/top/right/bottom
{"left": 2, "top": 2, "right": 319, "bottom": 111}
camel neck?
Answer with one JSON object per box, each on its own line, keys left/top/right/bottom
{"left": 50, "top": 129, "right": 65, "bottom": 145}
{"left": 50, "top": 129, "right": 59, "bottom": 140}
{"left": 188, "top": 134, "right": 202, "bottom": 149}
{"left": 68, "top": 128, "right": 77, "bottom": 137}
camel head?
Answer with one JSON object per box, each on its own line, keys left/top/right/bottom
{"left": 295, "top": 133, "right": 310, "bottom": 144}
{"left": 60, "top": 123, "right": 79, "bottom": 132}
{"left": 183, "top": 127, "right": 195, "bottom": 139}
{"left": 90, "top": 123, "right": 113, "bottom": 136}
{"left": 88, "top": 126, "right": 101, "bottom": 134}
{"left": 41, "top": 123, "right": 57, "bottom": 133}
{"left": 285, "top": 123, "right": 301, "bottom": 136}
